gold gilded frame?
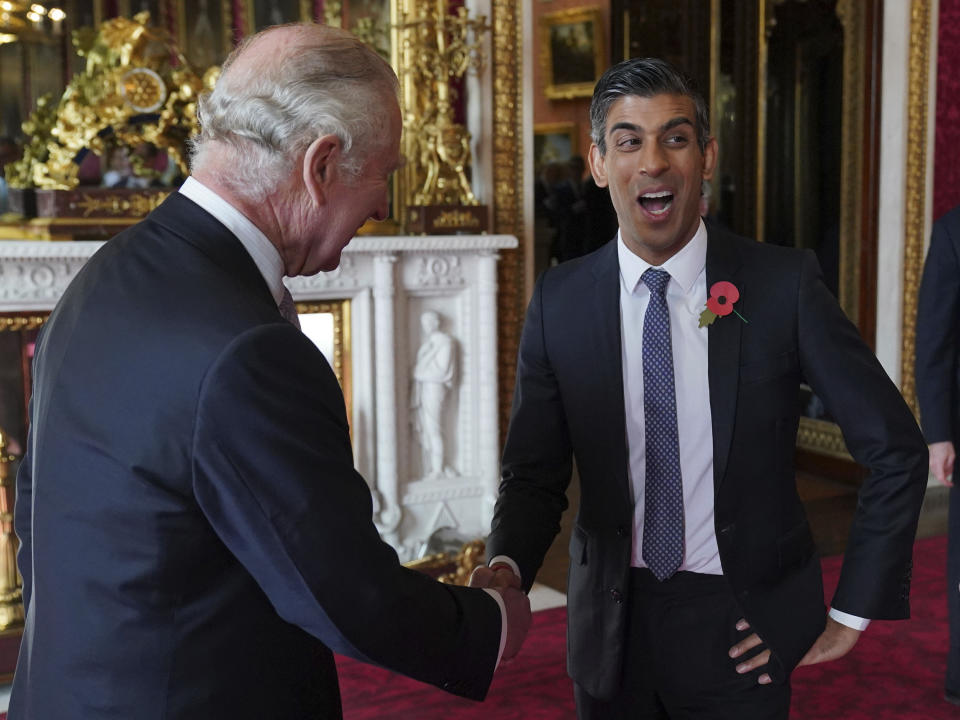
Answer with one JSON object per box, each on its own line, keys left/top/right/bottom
{"left": 295, "top": 300, "right": 353, "bottom": 425}
{"left": 899, "top": 0, "right": 931, "bottom": 419}
{"left": 539, "top": 6, "right": 605, "bottom": 101}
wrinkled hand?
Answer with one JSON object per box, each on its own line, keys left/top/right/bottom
{"left": 491, "top": 586, "right": 531, "bottom": 662}
{"left": 929, "top": 441, "right": 955, "bottom": 487}
{"left": 796, "top": 616, "right": 861, "bottom": 667}
{"left": 468, "top": 563, "right": 521, "bottom": 591}
{"left": 728, "top": 618, "right": 774, "bottom": 684}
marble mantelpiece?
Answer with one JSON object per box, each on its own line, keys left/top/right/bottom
{"left": 0, "top": 233, "right": 518, "bottom": 561}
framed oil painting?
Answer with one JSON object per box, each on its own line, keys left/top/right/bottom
{"left": 540, "top": 7, "right": 605, "bottom": 100}
{"left": 533, "top": 122, "right": 578, "bottom": 176}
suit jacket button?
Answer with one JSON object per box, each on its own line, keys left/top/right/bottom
{"left": 610, "top": 588, "right": 623, "bottom": 604}
{"left": 617, "top": 525, "right": 628, "bottom": 538}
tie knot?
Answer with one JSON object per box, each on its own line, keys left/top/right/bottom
{"left": 642, "top": 268, "right": 670, "bottom": 297}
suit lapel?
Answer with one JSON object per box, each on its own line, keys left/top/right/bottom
{"left": 590, "top": 242, "right": 632, "bottom": 502}
{"left": 706, "top": 224, "right": 744, "bottom": 493}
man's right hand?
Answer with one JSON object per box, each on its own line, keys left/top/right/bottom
{"left": 929, "top": 441, "right": 955, "bottom": 486}
{"left": 490, "top": 586, "right": 531, "bottom": 661}
{"left": 468, "top": 563, "right": 521, "bottom": 591}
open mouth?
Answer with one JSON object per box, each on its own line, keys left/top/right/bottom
{"left": 639, "top": 190, "right": 674, "bottom": 216}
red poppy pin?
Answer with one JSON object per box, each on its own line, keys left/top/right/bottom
{"left": 698, "top": 281, "right": 748, "bottom": 328}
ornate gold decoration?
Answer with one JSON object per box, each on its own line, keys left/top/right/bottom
{"left": 834, "top": 0, "right": 865, "bottom": 328}
{"left": 900, "top": 0, "right": 931, "bottom": 418}
{"left": 71, "top": 191, "right": 171, "bottom": 217}
{"left": 6, "top": 12, "right": 207, "bottom": 191}
{"left": 491, "top": 0, "right": 523, "bottom": 445}
{"left": 797, "top": 417, "right": 851, "bottom": 461}
{"left": 0, "top": 315, "right": 48, "bottom": 333}
{"left": 395, "top": 0, "right": 489, "bottom": 209}
{"left": 0, "top": 428, "right": 22, "bottom": 631}
{"left": 403, "top": 538, "right": 485, "bottom": 586}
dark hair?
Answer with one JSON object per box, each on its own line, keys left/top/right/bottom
{"left": 590, "top": 57, "right": 710, "bottom": 155}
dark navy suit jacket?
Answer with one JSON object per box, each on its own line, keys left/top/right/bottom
{"left": 10, "top": 192, "right": 500, "bottom": 719}
{"left": 917, "top": 205, "right": 960, "bottom": 447}
{"left": 487, "top": 222, "right": 927, "bottom": 700}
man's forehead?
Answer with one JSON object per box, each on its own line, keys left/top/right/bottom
{"left": 605, "top": 93, "right": 696, "bottom": 129}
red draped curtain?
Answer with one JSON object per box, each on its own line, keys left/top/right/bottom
{"left": 934, "top": 0, "right": 960, "bottom": 219}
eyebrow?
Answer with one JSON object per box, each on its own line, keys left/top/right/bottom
{"left": 608, "top": 116, "right": 694, "bottom": 136}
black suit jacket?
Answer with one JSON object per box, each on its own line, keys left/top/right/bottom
{"left": 916, "top": 205, "right": 960, "bottom": 446}
{"left": 10, "top": 193, "right": 501, "bottom": 719}
{"left": 487, "top": 221, "right": 927, "bottom": 699}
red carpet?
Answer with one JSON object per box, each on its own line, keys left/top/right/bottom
{"left": 337, "top": 535, "right": 958, "bottom": 719}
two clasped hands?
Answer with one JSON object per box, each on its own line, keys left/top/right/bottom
{"left": 471, "top": 563, "right": 861, "bottom": 677}
{"left": 469, "top": 563, "right": 531, "bottom": 663}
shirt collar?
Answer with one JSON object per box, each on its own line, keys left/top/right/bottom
{"left": 617, "top": 217, "right": 708, "bottom": 295}
{"left": 179, "top": 176, "right": 287, "bottom": 306}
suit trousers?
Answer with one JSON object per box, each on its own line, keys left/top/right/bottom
{"left": 574, "top": 568, "right": 791, "bottom": 720}
{"left": 948, "top": 485, "right": 960, "bottom": 694}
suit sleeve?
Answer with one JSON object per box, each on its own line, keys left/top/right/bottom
{"left": 191, "top": 323, "right": 501, "bottom": 701}
{"left": 915, "top": 215, "right": 960, "bottom": 443}
{"left": 796, "top": 251, "right": 927, "bottom": 619}
{"left": 486, "top": 271, "right": 572, "bottom": 592}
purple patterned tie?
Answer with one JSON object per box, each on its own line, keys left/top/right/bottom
{"left": 640, "top": 268, "right": 684, "bottom": 581}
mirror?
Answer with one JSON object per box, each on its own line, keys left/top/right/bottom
{"left": 612, "top": 0, "right": 879, "bottom": 462}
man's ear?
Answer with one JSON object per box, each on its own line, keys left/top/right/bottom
{"left": 302, "top": 134, "right": 342, "bottom": 206}
{"left": 588, "top": 143, "right": 608, "bottom": 188}
{"left": 701, "top": 136, "right": 718, "bottom": 182}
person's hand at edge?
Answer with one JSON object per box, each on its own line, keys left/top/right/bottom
{"left": 929, "top": 440, "right": 955, "bottom": 487}
{"left": 796, "top": 615, "right": 861, "bottom": 668}
{"left": 728, "top": 618, "right": 774, "bottom": 684}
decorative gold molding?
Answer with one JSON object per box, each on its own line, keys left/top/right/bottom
{"left": 0, "top": 316, "right": 48, "bottom": 333}
{"left": 492, "top": 0, "right": 524, "bottom": 445}
{"left": 900, "top": 0, "right": 931, "bottom": 418}
{"left": 798, "top": 416, "right": 851, "bottom": 461}
{"left": 835, "top": 0, "right": 865, "bottom": 326}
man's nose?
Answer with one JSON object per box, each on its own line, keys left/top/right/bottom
{"left": 639, "top": 143, "right": 668, "bottom": 177}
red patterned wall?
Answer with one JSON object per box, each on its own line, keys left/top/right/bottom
{"left": 934, "top": 0, "right": 960, "bottom": 220}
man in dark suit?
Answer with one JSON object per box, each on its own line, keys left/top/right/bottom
{"left": 471, "top": 57, "right": 926, "bottom": 718}
{"left": 9, "top": 24, "right": 530, "bottom": 719}
{"left": 915, "top": 203, "right": 960, "bottom": 706}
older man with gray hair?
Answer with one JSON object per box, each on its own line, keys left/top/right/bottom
{"left": 9, "top": 23, "right": 530, "bottom": 720}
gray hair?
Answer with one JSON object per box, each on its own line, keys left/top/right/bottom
{"left": 190, "top": 24, "right": 399, "bottom": 200}
{"left": 589, "top": 57, "right": 710, "bottom": 156}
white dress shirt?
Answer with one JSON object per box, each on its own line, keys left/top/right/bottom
{"left": 179, "top": 176, "right": 287, "bottom": 305}
{"left": 493, "top": 217, "right": 867, "bottom": 631}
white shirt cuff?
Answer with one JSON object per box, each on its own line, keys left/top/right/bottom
{"left": 482, "top": 588, "right": 507, "bottom": 669}
{"left": 487, "top": 555, "right": 522, "bottom": 585}
{"left": 828, "top": 607, "right": 870, "bottom": 631}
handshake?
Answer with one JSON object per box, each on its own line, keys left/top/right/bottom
{"left": 469, "top": 563, "right": 532, "bottom": 662}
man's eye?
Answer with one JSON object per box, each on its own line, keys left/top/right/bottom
{"left": 617, "top": 137, "right": 640, "bottom": 148}
{"left": 665, "top": 135, "right": 689, "bottom": 145}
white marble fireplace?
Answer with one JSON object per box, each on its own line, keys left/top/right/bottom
{"left": 0, "top": 233, "right": 517, "bottom": 561}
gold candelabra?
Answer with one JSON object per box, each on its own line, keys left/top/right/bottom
{"left": 396, "top": 0, "right": 489, "bottom": 215}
